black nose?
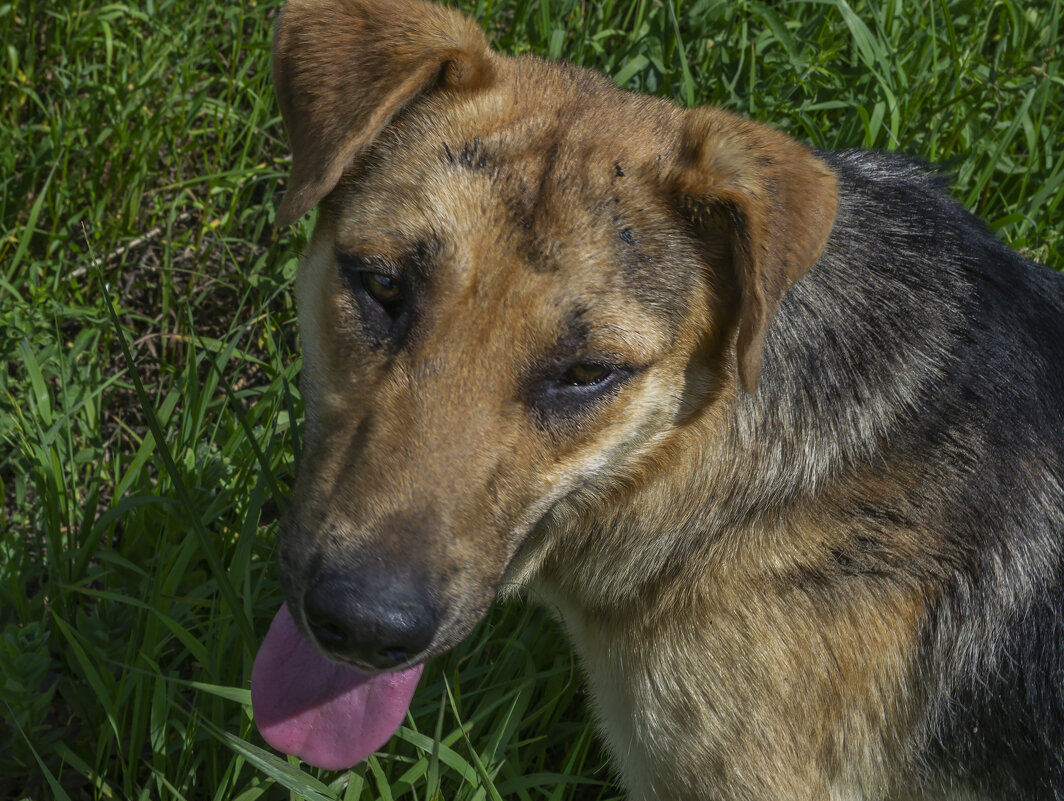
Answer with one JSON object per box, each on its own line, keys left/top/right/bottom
{"left": 303, "top": 570, "right": 438, "bottom": 670}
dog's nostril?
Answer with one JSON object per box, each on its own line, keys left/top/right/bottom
{"left": 306, "top": 616, "right": 348, "bottom": 649}
{"left": 378, "top": 646, "right": 409, "bottom": 664}
{"left": 303, "top": 571, "right": 437, "bottom": 671}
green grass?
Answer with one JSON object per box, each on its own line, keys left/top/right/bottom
{"left": 1, "top": 0, "right": 1061, "bottom": 798}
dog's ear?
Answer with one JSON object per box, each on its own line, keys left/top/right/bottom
{"left": 670, "top": 107, "right": 837, "bottom": 393}
{"left": 272, "top": 0, "right": 494, "bottom": 227}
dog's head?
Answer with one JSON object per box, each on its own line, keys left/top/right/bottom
{"left": 253, "top": 0, "right": 837, "bottom": 769}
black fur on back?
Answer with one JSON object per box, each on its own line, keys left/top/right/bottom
{"left": 765, "top": 150, "right": 1064, "bottom": 798}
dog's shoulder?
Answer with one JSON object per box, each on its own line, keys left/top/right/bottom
{"left": 816, "top": 148, "right": 1063, "bottom": 302}
{"left": 782, "top": 148, "right": 1064, "bottom": 393}
{"left": 752, "top": 144, "right": 1064, "bottom": 492}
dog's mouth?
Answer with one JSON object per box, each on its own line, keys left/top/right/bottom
{"left": 250, "top": 505, "right": 532, "bottom": 770}
{"left": 250, "top": 603, "right": 424, "bottom": 770}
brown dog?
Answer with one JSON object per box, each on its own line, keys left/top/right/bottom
{"left": 250, "top": 1, "right": 1064, "bottom": 798}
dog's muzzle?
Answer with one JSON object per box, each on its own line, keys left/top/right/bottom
{"left": 302, "top": 567, "right": 439, "bottom": 671}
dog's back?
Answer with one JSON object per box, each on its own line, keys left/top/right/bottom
{"left": 762, "top": 150, "right": 1064, "bottom": 797}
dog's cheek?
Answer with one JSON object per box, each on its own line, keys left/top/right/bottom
{"left": 294, "top": 230, "right": 349, "bottom": 414}
{"left": 429, "top": 562, "right": 508, "bottom": 651}
{"left": 294, "top": 231, "right": 385, "bottom": 434}
{"left": 274, "top": 498, "right": 328, "bottom": 611}
{"left": 528, "top": 366, "right": 684, "bottom": 509}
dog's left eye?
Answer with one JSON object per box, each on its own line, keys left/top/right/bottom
{"left": 525, "top": 360, "right": 635, "bottom": 421}
{"left": 560, "top": 363, "right": 612, "bottom": 386}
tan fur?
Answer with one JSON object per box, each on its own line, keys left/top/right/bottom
{"left": 273, "top": 0, "right": 495, "bottom": 226}
{"left": 265, "top": 2, "right": 957, "bottom": 799}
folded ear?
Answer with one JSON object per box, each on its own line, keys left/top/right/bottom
{"left": 272, "top": 0, "right": 495, "bottom": 227}
{"left": 670, "top": 107, "right": 838, "bottom": 393}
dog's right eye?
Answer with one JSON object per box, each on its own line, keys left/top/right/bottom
{"left": 360, "top": 272, "right": 402, "bottom": 307}
{"left": 337, "top": 251, "right": 407, "bottom": 340}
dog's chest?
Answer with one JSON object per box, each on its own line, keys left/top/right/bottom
{"left": 532, "top": 580, "right": 672, "bottom": 798}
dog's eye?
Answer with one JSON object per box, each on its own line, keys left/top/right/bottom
{"left": 361, "top": 272, "right": 402, "bottom": 306}
{"left": 337, "top": 250, "right": 411, "bottom": 343}
{"left": 526, "top": 361, "right": 635, "bottom": 420}
{"left": 560, "top": 363, "right": 612, "bottom": 386}
{"left": 337, "top": 250, "right": 404, "bottom": 309}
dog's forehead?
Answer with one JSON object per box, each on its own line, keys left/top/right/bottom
{"left": 326, "top": 74, "right": 701, "bottom": 324}
{"left": 330, "top": 60, "right": 682, "bottom": 235}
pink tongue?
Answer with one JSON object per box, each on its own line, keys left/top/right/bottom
{"left": 251, "top": 604, "right": 423, "bottom": 770}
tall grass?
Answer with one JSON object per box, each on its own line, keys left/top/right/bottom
{"left": 1, "top": 0, "right": 1061, "bottom": 798}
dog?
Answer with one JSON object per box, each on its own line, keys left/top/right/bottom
{"left": 248, "top": 0, "right": 1064, "bottom": 798}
